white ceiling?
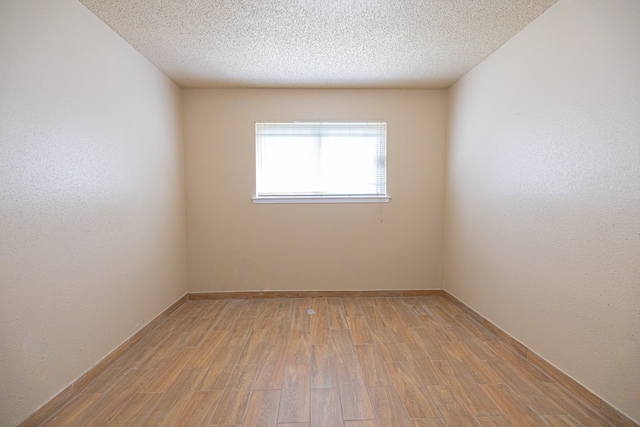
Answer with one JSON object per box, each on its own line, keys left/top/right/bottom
{"left": 79, "top": 0, "right": 558, "bottom": 89}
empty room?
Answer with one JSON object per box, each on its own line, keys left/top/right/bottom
{"left": 1, "top": 0, "right": 638, "bottom": 426}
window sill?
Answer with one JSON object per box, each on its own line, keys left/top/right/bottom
{"left": 252, "top": 195, "right": 391, "bottom": 204}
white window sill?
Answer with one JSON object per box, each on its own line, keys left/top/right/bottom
{"left": 252, "top": 195, "right": 391, "bottom": 204}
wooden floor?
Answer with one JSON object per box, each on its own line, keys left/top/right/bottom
{"left": 39, "top": 296, "right": 617, "bottom": 426}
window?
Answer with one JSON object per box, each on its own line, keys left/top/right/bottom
{"left": 253, "top": 122, "right": 389, "bottom": 204}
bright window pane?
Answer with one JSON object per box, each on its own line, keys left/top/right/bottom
{"left": 256, "top": 122, "right": 386, "bottom": 197}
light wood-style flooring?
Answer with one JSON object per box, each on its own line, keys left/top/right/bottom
{"left": 38, "top": 296, "right": 617, "bottom": 426}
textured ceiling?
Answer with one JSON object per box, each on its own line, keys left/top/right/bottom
{"left": 79, "top": 0, "right": 558, "bottom": 89}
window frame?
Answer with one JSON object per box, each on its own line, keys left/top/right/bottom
{"left": 252, "top": 121, "right": 390, "bottom": 204}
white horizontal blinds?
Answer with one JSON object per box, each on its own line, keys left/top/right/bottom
{"left": 256, "top": 122, "right": 386, "bottom": 197}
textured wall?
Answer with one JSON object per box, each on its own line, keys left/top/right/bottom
{"left": 184, "top": 89, "right": 446, "bottom": 293}
{"left": 0, "top": 1, "right": 187, "bottom": 425}
{"left": 445, "top": 0, "right": 640, "bottom": 422}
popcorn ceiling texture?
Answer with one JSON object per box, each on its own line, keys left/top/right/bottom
{"left": 79, "top": 0, "right": 558, "bottom": 88}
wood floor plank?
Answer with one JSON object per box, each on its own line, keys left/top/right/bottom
{"left": 79, "top": 369, "right": 151, "bottom": 426}
{"left": 278, "top": 364, "right": 311, "bottom": 423}
{"left": 141, "top": 347, "right": 196, "bottom": 393}
{"left": 275, "top": 299, "right": 295, "bottom": 317}
{"left": 40, "top": 394, "right": 104, "bottom": 427}
{"left": 452, "top": 313, "right": 501, "bottom": 342}
{"left": 543, "top": 414, "right": 585, "bottom": 426}
{"left": 327, "top": 298, "right": 344, "bottom": 307}
{"left": 311, "top": 298, "right": 329, "bottom": 317}
{"left": 287, "top": 329, "right": 312, "bottom": 365}
{"left": 238, "top": 328, "right": 268, "bottom": 365}
{"left": 383, "top": 312, "right": 416, "bottom": 343}
{"left": 344, "top": 421, "right": 377, "bottom": 427}
{"left": 408, "top": 327, "right": 447, "bottom": 361}
{"left": 419, "top": 316, "right": 458, "bottom": 342}
{"left": 484, "top": 341, "right": 552, "bottom": 383}
{"left": 486, "top": 359, "right": 566, "bottom": 415}
{"left": 177, "top": 316, "right": 214, "bottom": 347}
{"left": 475, "top": 416, "right": 515, "bottom": 427}
{"left": 335, "top": 363, "right": 376, "bottom": 421}
{"left": 137, "top": 332, "right": 180, "bottom": 369}
{"left": 292, "top": 306, "right": 312, "bottom": 332}
{"left": 412, "top": 419, "right": 448, "bottom": 427}
{"left": 263, "top": 316, "right": 293, "bottom": 346}
{"left": 400, "top": 343, "right": 444, "bottom": 386}
{"left": 370, "top": 328, "right": 406, "bottom": 363}
{"left": 81, "top": 346, "right": 147, "bottom": 394}
{"left": 225, "top": 317, "right": 256, "bottom": 347}
{"left": 354, "top": 344, "right": 392, "bottom": 387}
{"left": 310, "top": 388, "right": 343, "bottom": 427}
{"left": 395, "top": 306, "right": 423, "bottom": 329}
{"left": 538, "top": 382, "right": 612, "bottom": 427}
{"left": 243, "top": 389, "right": 281, "bottom": 427}
{"left": 359, "top": 304, "right": 388, "bottom": 329}
{"left": 106, "top": 392, "right": 163, "bottom": 426}
{"left": 332, "top": 329, "right": 359, "bottom": 364}
{"left": 187, "top": 330, "right": 230, "bottom": 368}
{"left": 433, "top": 360, "right": 503, "bottom": 417}
{"left": 255, "top": 345, "right": 289, "bottom": 390}
{"left": 481, "top": 384, "right": 544, "bottom": 427}
{"left": 210, "top": 364, "right": 261, "bottom": 425}
{"left": 174, "top": 390, "right": 222, "bottom": 427}
{"left": 342, "top": 298, "right": 363, "bottom": 317}
{"left": 441, "top": 342, "right": 501, "bottom": 384}
{"left": 311, "top": 345, "right": 338, "bottom": 389}
{"left": 207, "top": 304, "right": 241, "bottom": 331}
{"left": 140, "top": 367, "right": 208, "bottom": 427}
{"left": 368, "top": 386, "right": 413, "bottom": 427}
{"left": 427, "top": 384, "right": 479, "bottom": 427}
{"left": 386, "top": 362, "right": 439, "bottom": 418}
{"left": 329, "top": 306, "right": 349, "bottom": 330}
{"left": 348, "top": 316, "right": 373, "bottom": 345}
{"left": 311, "top": 316, "right": 331, "bottom": 345}
{"left": 199, "top": 345, "right": 244, "bottom": 390}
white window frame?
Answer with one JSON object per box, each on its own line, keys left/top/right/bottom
{"left": 253, "top": 122, "right": 390, "bottom": 204}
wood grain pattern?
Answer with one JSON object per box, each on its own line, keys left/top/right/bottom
{"left": 255, "top": 345, "right": 289, "bottom": 390}
{"left": 311, "top": 316, "right": 331, "bottom": 345}
{"left": 332, "top": 329, "right": 358, "bottom": 364}
{"left": 354, "top": 344, "right": 392, "bottom": 387}
{"left": 311, "top": 345, "right": 337, "bottom": 389}
{"left": 174, "top": 390, "right": 222, "bottom": 427}
{"left": 433, "top": 360, "right": 503, "bottom": 417}
{"left": 107, "top": 392, "right": 164, "bottom": 426}
{"left": 278, "top": 364, "right": 311, "bottom": 423}
{"left": 427, "top": 385, "right": 479, "bottom": 427}
{"left": 335, "top": 363, "right": 375, "bottom": 421}
{"left": 310, "top": 388, "right": 343, "bottom": 427}
{"left": 210, "top": 364, "right": 260, "bottom": 425}
{"left": 368, "top": 386, "right": 413, "bottom": 427}
{"left": 481, "top": 384, "right": 544, "bottom": 427}
{"left": 348, "top": 316, "right": 373, "bottom": 345}
{"left": 329, "top": 306, "right": 349, "bottom": 330}
{"left": 386, "top": 362, "right": 440, "bottom": 418}
{"left": 244, "top": 389, "right": 281, "bottom": 427}
{"left": 26, "top": 295, "right": 630, "bottom": 427}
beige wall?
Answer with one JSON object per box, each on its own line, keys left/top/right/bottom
{"left": 184, "top": 89, "right": 446, "bottom": 293}
{"left": 445, "top": 0, "right": 640, "bottom": 422}
{"left": 0, "top": 1, "right": 187, "bottom": 425}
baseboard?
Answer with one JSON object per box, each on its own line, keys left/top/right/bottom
{"left": 188, "top": 289, "right": 443, "bottom": 299}
{"left": 18, "top": 294, "right": 188, "bottom": 427}
{"left": 441, "top": 290, "right": 639, "bottom": 427}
